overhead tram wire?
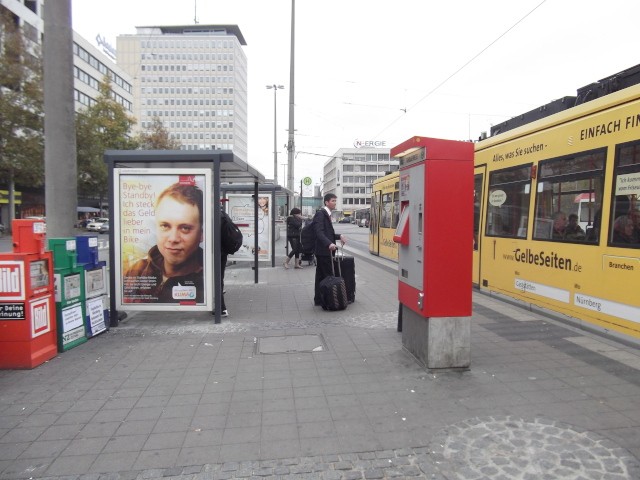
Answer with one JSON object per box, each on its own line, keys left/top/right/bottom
{"left": 374, "top": 0, "right": 548, "bottom": 138}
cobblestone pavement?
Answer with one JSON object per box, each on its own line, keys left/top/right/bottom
{"left": 30, "top": 421, "right": 640, "bottom": 480}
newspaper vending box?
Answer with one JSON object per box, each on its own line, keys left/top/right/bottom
{"left": 0, "top": 219, "right": 57, "bottom": 369}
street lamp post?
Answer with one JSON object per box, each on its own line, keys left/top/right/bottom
{"left": 266, "top": 84, "right": 284, "bottom": 184}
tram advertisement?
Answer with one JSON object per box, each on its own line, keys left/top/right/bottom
{"left": 225, "top": 194, "right": 271, "bottom": 262}
{"left": 114, "top": 168, "right": 212, "bottom": 311}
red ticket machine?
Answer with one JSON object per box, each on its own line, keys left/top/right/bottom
{"left": 392, "top": 136, "right": 474, "bottom": 369}
{"left": 0, "top": 219, "right": 57, "bottom": 369}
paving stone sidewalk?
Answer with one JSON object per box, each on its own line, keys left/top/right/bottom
{"left": 1, "top": 237, "right": 640, "bottom": 479}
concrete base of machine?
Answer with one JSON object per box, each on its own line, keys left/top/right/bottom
{"left": 401, "top": 305, "right": 471, "bottom": 370}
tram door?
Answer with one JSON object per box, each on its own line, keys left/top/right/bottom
{"left": 369, "top": 191, "right": 381, "bottom": 256}
{"left": 472, "top": 167, "right": 486, "bottom": 286}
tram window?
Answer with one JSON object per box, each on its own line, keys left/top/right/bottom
{"left": 370, "top": 193, "right": 379, "bottom": 232}
{"left": 392, "top": 191, "right": 400, "bottom": 229}
{"left": 609, "top": 141, "right": 640, "bottom": 247}
{"left": 381, "top": 193, "right": 393, "bottom": 228}
{"left": 485, "top": 165, "right": 531, "bottom": 239}
{"left": 533, "top": 150, "right": 605, "bottom": 243}
{"left": 474, "top": 174, "right": 483, "bottom": 250}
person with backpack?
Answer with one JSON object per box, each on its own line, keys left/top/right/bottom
{"left": 313, "top": 193, "right": 347, "bottom": 306}
{"left": 215, "top": 207, "right": 243, "bottom": 317}
{"left": 284, "top": 207, "right": 304, "bottom": 269}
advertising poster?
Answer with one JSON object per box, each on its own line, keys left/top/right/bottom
{"left": 114, "top": 168, "right": 212, "bottom": 311}
{"left": 226, "top": 193, "right": 271, "bottom": 262}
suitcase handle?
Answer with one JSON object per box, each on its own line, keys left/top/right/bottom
{"left": 329, "top": 246, "right": 342, "bottom": 277}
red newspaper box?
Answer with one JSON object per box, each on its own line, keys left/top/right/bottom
{"left": 0, "top": 219, "right": 57, "bottom": 369}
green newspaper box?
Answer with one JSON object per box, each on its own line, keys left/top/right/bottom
{"left": 48, "top": 238, "right": 87, "bottom": 352}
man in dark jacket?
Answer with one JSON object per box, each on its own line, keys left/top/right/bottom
{"left": 217, "top": 208, "right": 233, "bottom": 316}
{"left": 313, "top": 193, "right": 346, "bottom": 306}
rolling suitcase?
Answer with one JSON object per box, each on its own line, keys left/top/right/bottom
{"left": 333, "top": 250, "right": 355, "bottom": 303}
{"left": 319, "top": 256, "right": 348, "bottom": 311}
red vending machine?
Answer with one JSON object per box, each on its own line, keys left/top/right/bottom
{"left": 392, "top": 136, "right": 474, "bottom": 369}
{"left": 0, "top": 219, "right": 57, "bottom": 369}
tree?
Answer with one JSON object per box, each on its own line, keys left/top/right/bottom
{"left": 137, "top": 116, "right": 181, "bottom": 150}
{"left": 0, "top": 11, "right": 45, "bottom": 225}
{"left": 76, "top": 75, "right": 139, "bottom": 201}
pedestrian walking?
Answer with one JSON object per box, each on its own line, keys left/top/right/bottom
{"left": 284, "top": 207, "right": 304, "bottom": 269}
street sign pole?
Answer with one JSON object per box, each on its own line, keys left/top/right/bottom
{"left": 301, "top": 177, "right": 312, "bottom": 215}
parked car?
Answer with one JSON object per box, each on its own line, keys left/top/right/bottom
{"left": 359, "top": 218, "right": 369, "bottom": 228}
{"left": 338, "top": 217, "right": 352, "bottom": 223}
{"left": 97, "top": 221, "right": 109, "bottom": 234}
{"left": 86, "top": 217, "right": 109, "bottom": 231}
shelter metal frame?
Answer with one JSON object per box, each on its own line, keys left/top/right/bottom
{"left": 103, "top": 149, "right": 265, "bottom": 324}
{"left": 221, "top": 184, "right": 293, "bottom": 269}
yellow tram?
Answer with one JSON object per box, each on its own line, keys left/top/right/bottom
{"left": 370, "top": 69, "right": 640, "bottom": 341}
{"left": 369, "top": 172, "right": 400, "bottom": 262}
{"left": 474, "top": 82, "right": 640, "bottom": 341}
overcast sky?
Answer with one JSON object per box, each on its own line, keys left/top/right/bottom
{"left": 71, "top": 0, "right": 640, "bottom": 189}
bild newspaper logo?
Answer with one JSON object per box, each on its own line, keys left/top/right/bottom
{"left": 31, "top": 298, "right": 51, "bottom": 337}
{"left": 0, "top": 261, "right": 25, "bottom": 300}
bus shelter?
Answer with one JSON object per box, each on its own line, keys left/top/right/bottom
{"left": 221, "top": 184, "right": 293, "bottom": 269}
{"left": 103, "top": 150, "right": 265, "bottom": 325}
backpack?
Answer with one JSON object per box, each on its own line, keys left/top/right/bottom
{"left": 300, "top": 219, "right": 316, "bottom": 255}
{"left": 221, "top": 212, "right": 243, "bottom": 255}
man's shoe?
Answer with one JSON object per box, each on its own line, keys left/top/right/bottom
{"left": 211, "top": 310, "right": 229, "bottom": 317}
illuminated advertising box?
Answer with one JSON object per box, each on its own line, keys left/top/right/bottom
{"left": 226, "top": 193, "right": 271, "bottom": 262}
{"left": 114, "top": 169, "right": 212, "bottom": 311}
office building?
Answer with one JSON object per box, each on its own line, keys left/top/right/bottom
{"left": 322, "top": 146, "right": 398, "bottom": 218}
{"left": 0, "top": 1, "right": 133, "bottom": 114}
{"left": 0, "top": 0, "right": 133, "bottom": 218}
{"left": 116, "top": 25, "right": 248, "bottom": 159}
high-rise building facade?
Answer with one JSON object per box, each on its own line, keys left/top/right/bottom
{"left": 0, "top": 0, "right": 133, "bottom": 114}
{"left": 322, "top": 147, "right": 398, "bottom": 218}
{"left": 73, "top": 33, "right": 133, "bottom": 113}
{"left": 116, "top": 25, "right": 248, "bottom": 159}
